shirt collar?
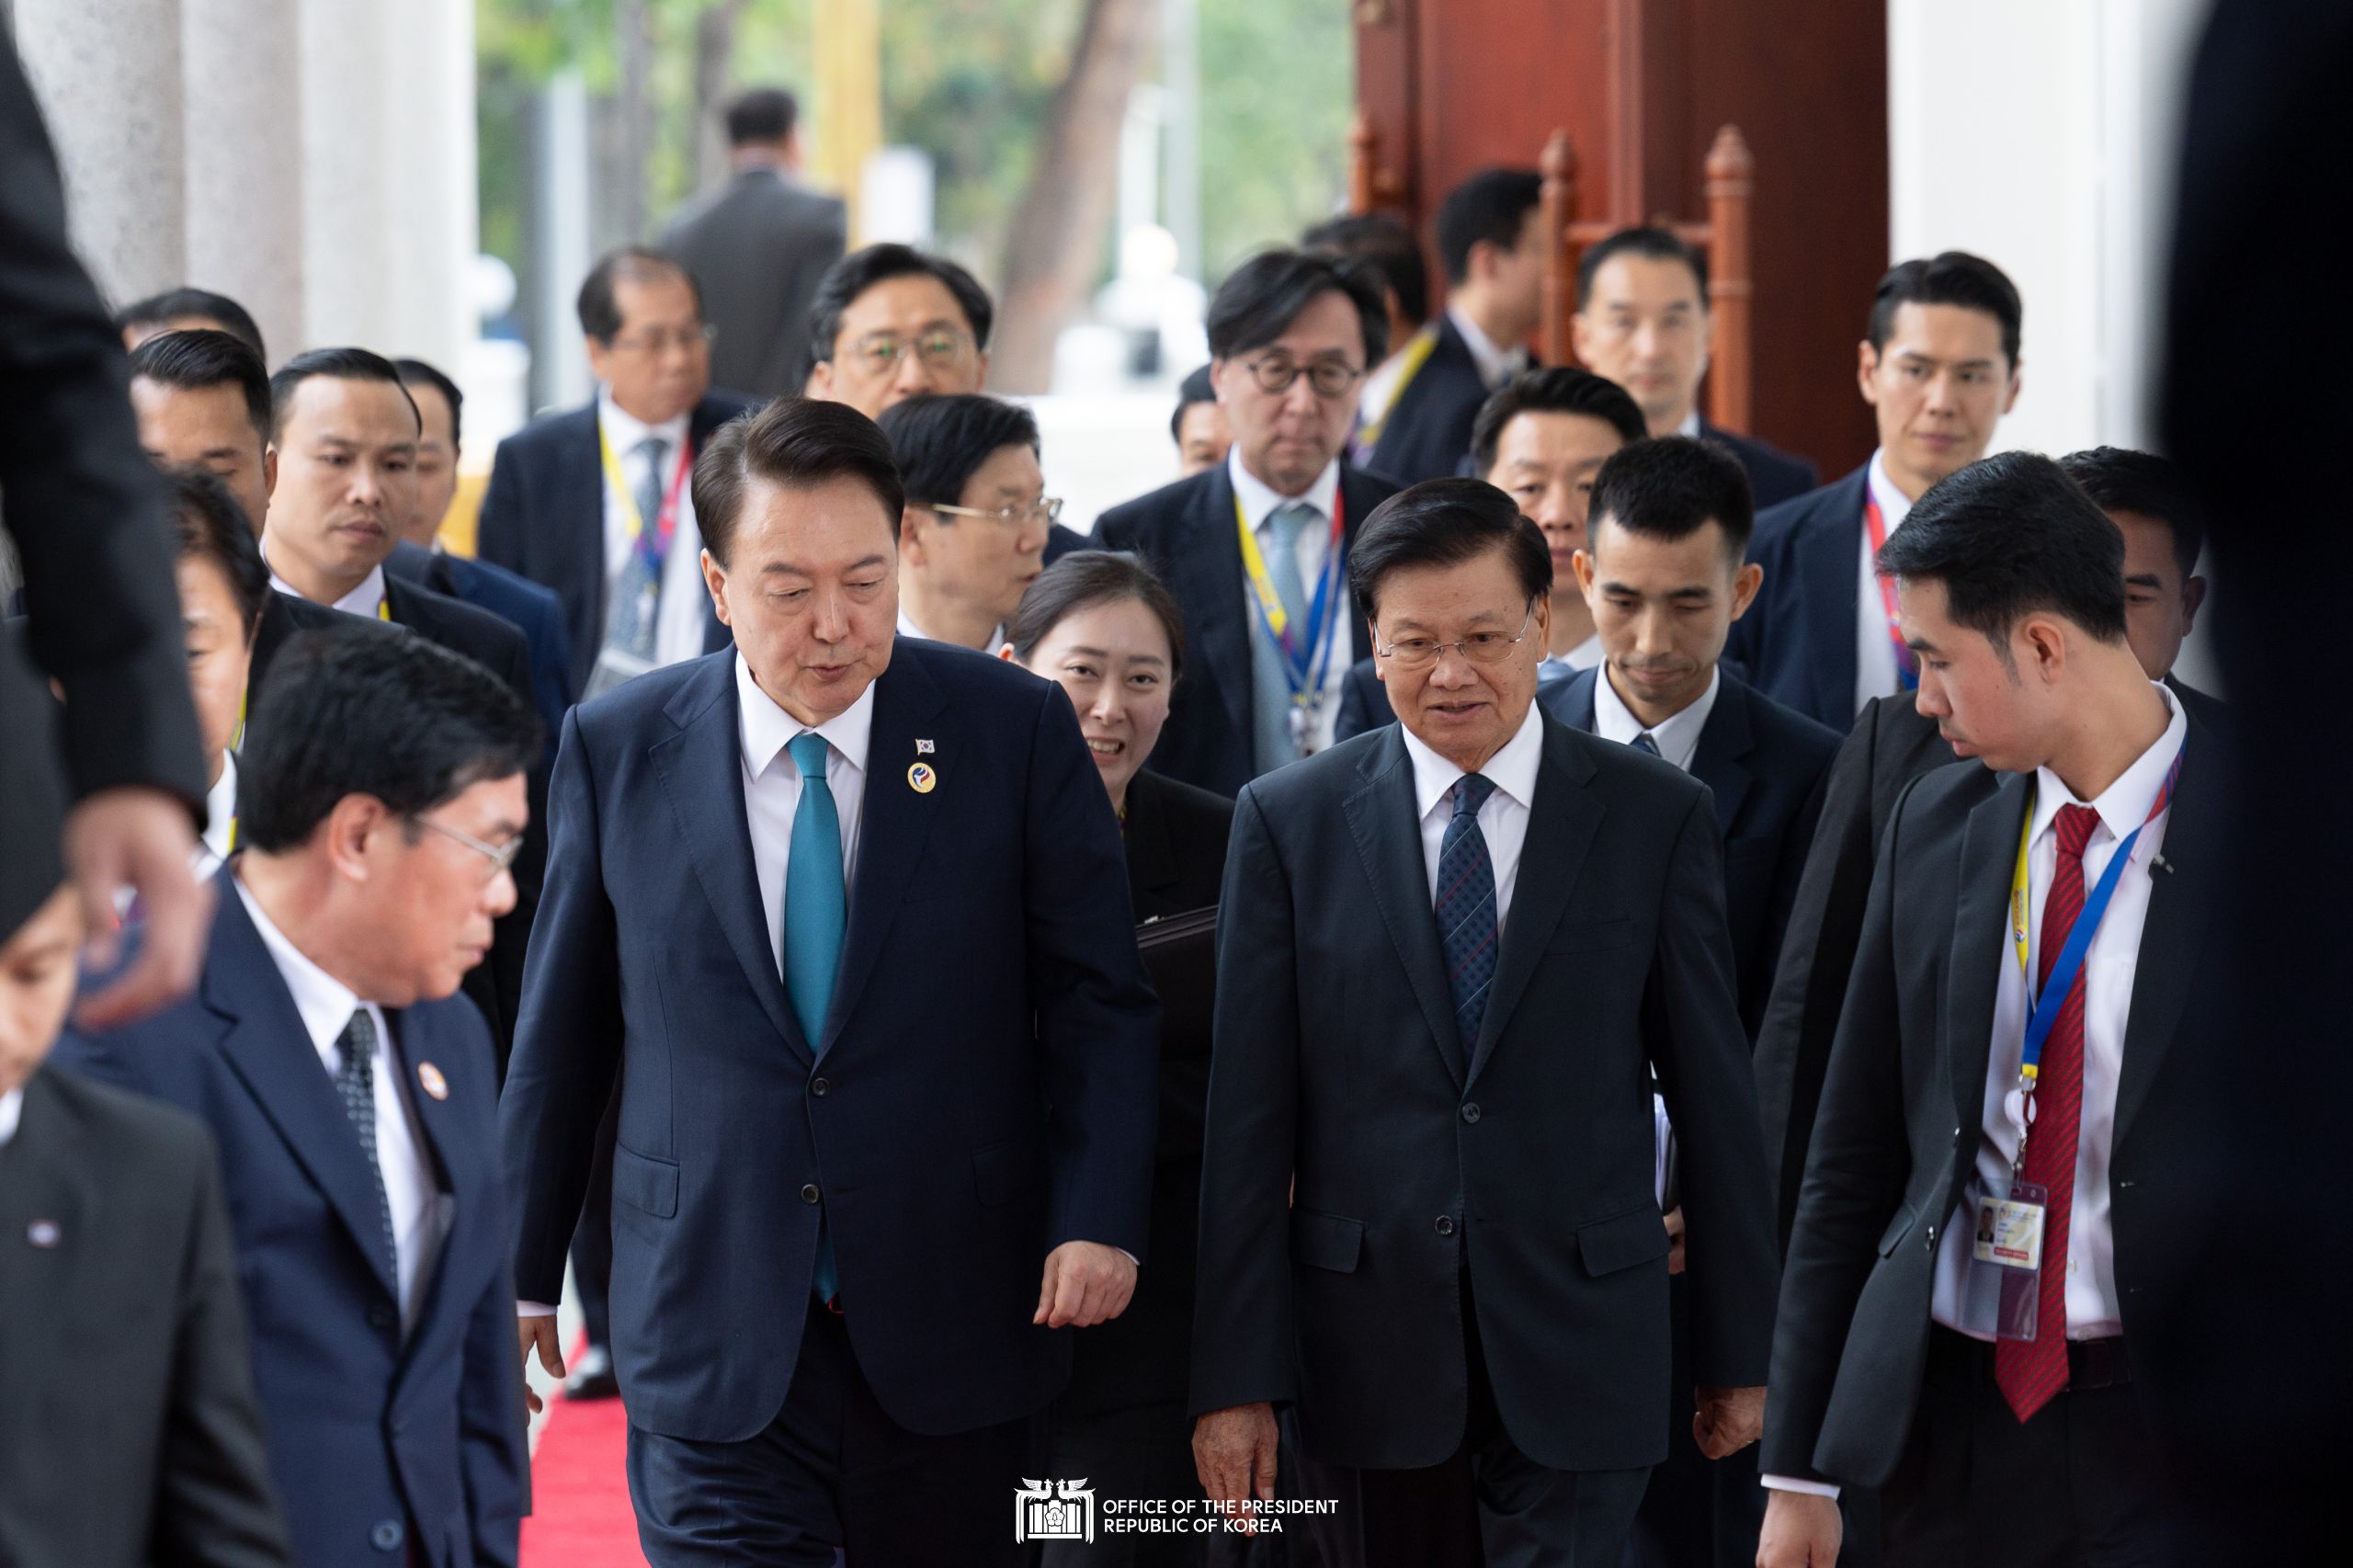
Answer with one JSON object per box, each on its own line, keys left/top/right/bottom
{"left": 1675, "top": 408, "right": 1703, "bottom": 438}
{"left": 597, "top": 386, "right": 692, "bottom": 452}
{"left": 735, "top": 651, "right": 875, "bottom": 783}
{"left": 1561, "top": 631, "right": 1605, "bottom": 672}
{"left": 201, "top": 753, "right": 239, "bottom": 864}
{"left": 266, "top": 550, "right": 386, "bottom": 620}
{"left": 893, "top": 606, "right": 1005, "bottom": 656}
{"left": 232, "top": 873, "right": 367, "bottom": 1058}
{"left": 1865, "top": 448, "right": 1915, "bottom": 534}
{"left": 1227, "top": 445, "right": 1340, "bottom": 533}
{"left": 0, "top": 1086, "right": 19, "bottom": 1150}
{"left": 1447, "top": 304, "right": 1521, "bottom": 390}
{"left": 1591, "top": 665, "right": 1720, "bottom": 771}
{"left": 1400, "top": 699, "right": 1547, "bottom": 824}
{"left": 2030, "top": 680, "right": 2187, "bottom": 857}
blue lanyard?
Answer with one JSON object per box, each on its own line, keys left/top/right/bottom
{"left": 1241, "top": 507, "right": 1346, "bottom": 707}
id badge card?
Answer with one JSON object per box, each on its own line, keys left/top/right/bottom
{"left": 1972, "top": 1179, "right": 2047, "bottom": 1342}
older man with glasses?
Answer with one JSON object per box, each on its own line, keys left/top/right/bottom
{"left": 1097, "top": 247, "right": 1404, "bottom": 796}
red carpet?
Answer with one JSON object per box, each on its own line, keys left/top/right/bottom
{"left": 518, "top": 1346, "right": 647, "bottom": 1568}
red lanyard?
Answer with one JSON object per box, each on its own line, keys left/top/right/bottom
{"left": 1863, "top": 491, "right": 1918, "bottom": 687}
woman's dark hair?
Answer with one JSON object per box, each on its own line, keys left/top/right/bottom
{"left": 694, "top": 397, "right": 906, "bottom": 564}
{"left": 1347, "top": 477, "right": 1552, "bottom": 624}
{"left": 874, "top": 393, "right": 1040, "bottom": 509}
{"left": 239, "top": 631, "right": 541, "bottom": 853}
{"left": 1876, "top": 450, "right": 2127, "bottom": 653}
{"left": 1206, "top": 248, "right": 1388, "bottom": 369}
{"left": 1469, "top": 366, "right": 1647, "bottom": 475}
{"left": 1587, "top": 436, "right": 1756, "bottom": 561}
{"left": 166, "top": 468, "right": 270, "bottom": 637}
{"left": 808, "top": 244, "right": 995, "bottom": 366}
{"left": 1006, "top": 551, "right": 1188, "bottom": 686}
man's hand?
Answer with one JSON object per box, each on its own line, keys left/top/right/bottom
{"left": 1193, "top": 1402, "right": 1279, "bottom": 1522}
{"left": 517, "top": 1315, "right": 565, "bottom": 1416}
{"left": 1757, "top": 1488, "right": 1842, "bottom": 1567}
{"left": 1034, "top": 1240, "right": 1137, "bottom": 1328}
{"left": 1664, "top": 1205, "right": 1688, "bottom": 1275}
{"left": 65, "top": 787, "right": 210, "bottom": 1028}
{"left": 1693, "top": 1383, "right": 1765, "bottom": 1459}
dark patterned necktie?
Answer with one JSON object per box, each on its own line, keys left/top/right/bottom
{"left": 1631, "top": 731, "right": 1662, "bottom": 757}
{"left": 1436, "top": 773, "right": 1500, "bottom": 1052}
{"left": 335, "top": 1009, "right": 398, "bottom": 1281}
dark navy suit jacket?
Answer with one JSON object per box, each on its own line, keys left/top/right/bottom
{"left": 384, "top": 539, "right": 576, "bottom": 733}
{"left": 1541, "top": 665, "right": 1840, "bottom": 1036}
{"left": 499, "top": 639, "right": 1160, "bottom": 1443}
{"left": 55, "top": 879, "right": 525, "bottom": 1568}
{"left": 1700, "top": 419, "right": 1819, "bottom": 511}
{"left": 1097, "top": 461, "right": 1400, "bottom": 797}
{"left": 474, "top": 392, "right": 753, "bottom": 696}
{"left": 1723, "top": 465, "right": 1873, "bottom": 731}
{"left": 1365, "top": 315, "right": 1495, "bottom": 484}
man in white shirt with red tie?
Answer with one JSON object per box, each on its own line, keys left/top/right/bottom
{"left": 1758, "top": 451, "right": 2223, "bottom": 1568}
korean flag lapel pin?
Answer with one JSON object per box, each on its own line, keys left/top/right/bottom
{"left": 909, "top": 739, "right": 938, "bottom": 793}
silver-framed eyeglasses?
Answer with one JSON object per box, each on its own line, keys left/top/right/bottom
{"left": 1240, "top": 353, "right": 1366, "bottom": 401}
{"left": 1374, "top": 600, "right": 1540, "bottom": 670}
{"left": 414, "top": 815, "right": 524, "bottom": 882}
{"left": 929, "top": 495, "right": 1066, "bottom": 530}
{"left": 608, "top": 323, "right": 717, "bottom": 356}
{"left": 851, "top": 327, "right": 974, "bottom": 376}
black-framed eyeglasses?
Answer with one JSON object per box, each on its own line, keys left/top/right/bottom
{"left": 608, "top": 323, "right": 717, "bottom": 356}
{"left": 852, "top": 328, "right": 974, "bottom": 376}
{"left": 1240, "top": 354, "right": 1365, "bottom": 401}
{"left": 1373, "top": 600, "right": 1540, "bottom": 670}
{"left": 414, "top": 815, "right": 523, "bottom": 883}
{"left": 928, "top": 495, "right": 1065, "bottom": 530}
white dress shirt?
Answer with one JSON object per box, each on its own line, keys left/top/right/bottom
{"left": 1853, "top": 449, "right": 1915, "bottom": 714}
{"left": 598, "top": 389, "right": 710, "bottom": 670}
{"left": 267, "top": 553, "right": 387, "bottom": 620}
{"left": 1448, "top": 304, "right": 1528, "bottom": 392}
{"left": 736, "top": 653, "right": 872, "bottom": 973}
{"left": 1676, "top": 409, "right": 1703, "bottom": 438}
{"left": 1229, "top": 449, "right": 1351, "bottom": 756}
{"left": 895, "top": 605, "right": 1006, "bottom": 657}
{"left": 1592, "top": 666, "right": 1720, "bottom": 772}
{"left": 0, "top": 1087, "right": 19, "bottom": 1149}
{"left": 234, "top": 876, "right": 447, "bottom": 1333}
{"left": 1397, "top": 699, "right": 1545, "bottom": 934}
{"left": 192, "top": 753, "right": 240, "bottom": 881}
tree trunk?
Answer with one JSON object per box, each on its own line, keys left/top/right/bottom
{"left": 690, "top": 0, "right": 748, "bottom": 197}
{"left": 989, "top": 0, "right": 1161, "bottom": 392}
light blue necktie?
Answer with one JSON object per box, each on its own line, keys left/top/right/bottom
{"left": 1250, "top": 502, "right": 1317, "bottom": 776}
{"left": 783, "top": 732, "right": 846, "bottom": 1301}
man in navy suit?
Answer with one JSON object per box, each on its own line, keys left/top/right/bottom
{"left": 476, "top": 246, "right": 755, "bottom": 699}
{"left": 1098, "top": 248, "right": 1402, "bottom": 796}
{"left": 57, "top": 631, "right": 539, "bottom": 1568}
{"left": 1364, "top": 167, "right": 1545, "bottom": 483}
{"left": 1572, "top": 227, "right": 1819, "bottom": 507}
{"left": 1726, "top": 252, "right": 2024, "bottom": 730}
{"left": 501, "top": 399, "right": 1159, "bottom": 1564}
{"left": 387, "top": 356, "right": 576, "bottom": 737}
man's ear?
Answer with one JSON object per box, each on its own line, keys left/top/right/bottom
{"left": 700, "top": 547, "right": 731, "bottom": 627}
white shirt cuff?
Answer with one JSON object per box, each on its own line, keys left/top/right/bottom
{"left": 1762, "top": 1474, "right": 1842, "bottom": 1499}
{"left": 517, "top": 1301, "right": 558, "bottom": 1317}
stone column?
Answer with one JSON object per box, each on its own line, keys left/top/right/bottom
{"left": 181, "top": 0, "right": 304, "bottom": 363}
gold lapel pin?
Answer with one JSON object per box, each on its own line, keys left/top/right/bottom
{"left": 416, "top": 1061, "right": 449, "bottom": 1101}
{"left": 907, "top": 762, "right": 938, "bottom": 794}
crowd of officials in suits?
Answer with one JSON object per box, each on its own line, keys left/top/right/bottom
{"left": 0, "top": 46, "right": 2284, "bottom": 1568}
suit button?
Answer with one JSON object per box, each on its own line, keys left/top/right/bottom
{"left": 1925, "top": 1226, "right": 1938, "bottom": 1250}
{"left": 370, "top": 1519, "right": 404, "bottom": 1552}
{"left": 811, "top": 1076, "right": 831, "bottom": 1096}
{"left": 1435, "top": 1215, "right": 1456, "bottom": 1237}
{"left": 1461, "top": 1103, "right": 1481, "bottom": 1124}
{"left": 368, "top": 1303, "right": 395, "bottom": 1332}
{"left": 801, "top": 1184, "right": 821, "bottom": 1205}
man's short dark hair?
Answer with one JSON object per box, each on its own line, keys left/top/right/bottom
{"left": 269, "top": 347, "right": 421, "bottom": 442}
{"left": 1869, "top": 251, "right": 2023, "bottom": 368}
{"left": 874, "top": 393, "right": 1040, "bottom": 510}
{"left": 393, "top": 358, "right": 465, "bottom": 453}
{"left": 1575, "top": 226, "right": 1710, "bottom": 312}
{"left": 130, "top": 328, "right": 272, "bottom": 444}
{"left": 1434, "top": 168, "right": 1544, "bottom": 287}
{"left": 118, "top": 287, "right": 266, "bottom": 361}
{"left": 808, "top": 244, "right": 995, "bottom": 366}
{"left": 1587, "top": 436, "right": 1756, "bottom": 562}
{"left": 725, "top": 86, "right": 798, "bottom": 146}
{"left": 1206, "top": 248, "right": 1388, "bottom": 369}
{"left": 1169, "top": 363, "right": 1216, "bottom": 443}
{"left": 1876, "top": 450, "right": 2126, "bottom": 653}
{"left": 2059, "top": 446, "right": 2207, "bottom": 577}
{"left": 577, "top": 245, "right": 703, "bottom": 343}
{"left": 239, "top": 631, "right": 541, "bottom": 853}
{"left": 1349, "top": 477, "right": 1552, "bottom": 624}
{"left": 166, "top": 468, "right": 270, "bottom": 636}
{"left": 694, "top": 397, "right": 907, "bottom": 565}
{"left": 1469, "top": 367, "right": 1648, "bottom": 476}
{"left": 1302, "top": 212, "right": 1430, "bottom": 327}
{"left": 1006, "top": 550, "right": 1188, "bottom": 686}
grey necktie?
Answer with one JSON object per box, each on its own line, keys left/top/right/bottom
{"left": 1250, "top": 502, "right": 1319, "bottom": 773}
{"left": 334, "top": 1009, "right": 398, "bottom": 1281}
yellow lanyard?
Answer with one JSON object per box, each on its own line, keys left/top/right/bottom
{"left": 598, "top": 420, "right": 690, "bottom": 550}
{"left": 1354, "top": 323, "right": 1442, "bottom": 451}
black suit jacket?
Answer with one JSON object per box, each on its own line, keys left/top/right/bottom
{"left": 1333, "top": 653, "right": 1393, "bottom": 743}
{"left": 475, "top": 392, "right": 753, "bottom": 695}
{"left": 244, "top": 588, "right": 374, "bottom": 722}
{"left": 1761, "top": 708, "right": 2231, "bottom": 1487}
{"left": 1044, "top": 521, "right": 1093, "bottom": 565}
{"left": 1366, "top": 315, "right": 1496, "bottom": 483}
{"left": 1542, "top": 666, "right": 1840, "bottom": 1037}
{"left": 1097, "top": 462, "right": 1399, "bottom": 797}
{"left": 1723, "top": 466, "right": 1873, "bottom": 731}
{"left": 0, "top": 1065, "right": 291, "bottom": 1568}
{"left": 1700, "top": 419, "right": 1820, "bottom": 510}
{"left": 659, "top": 168, "right": 847, "bottom": 399}
{"left": 1192, "top": 715, "right": 1778, "bottom": 1471}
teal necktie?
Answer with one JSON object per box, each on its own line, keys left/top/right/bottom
{"left": 783, "top": 733, "right": 846, "bottom": 1301}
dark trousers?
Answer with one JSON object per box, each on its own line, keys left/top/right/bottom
{"left": 1628, "top": 1274, "right": 1762, "bottom": 1568}
{"left": 626, "top": 1296, "right": 1035, "bottom": 1566}
{"left": 569, "top": 1078, "right": 620, "bottom": 1350}
{"left": 1881, "top": 1328, "right": 2184, "bottom": 1568}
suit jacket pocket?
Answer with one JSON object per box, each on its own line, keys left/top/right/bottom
{"left": 1876, "top": 1202, "right": 1920, "bottom": 1257}
{"left": 1290, "top": 1208, "right": 1365, "bottom": 1273}
{"left": 611, "top": 1144, "right": 679, "bottom": 1220}
{"left": 1575, "top": 1204, "right": 1672, "bottom": 1277}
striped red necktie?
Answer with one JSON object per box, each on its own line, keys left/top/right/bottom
{"left": 1995, "top": 802, "right": 2103, "bottom": 1422}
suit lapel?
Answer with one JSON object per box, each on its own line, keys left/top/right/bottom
{"left": 0, "top": 1073, "right": 94, "bottom": 1363}
{"left": 380, "top": 1008, "right": 463, "bottom": 1343}
{"left": 1121, "top": 772, "right": 1183, "bottom": 907}
{"left": 1538, "top": 666, "right": 1598, "bottom": 732}
{"left": 1470, "top": 717, "right": 1602, "bottom": 1084}
{"left": 1186, "top": 466, "right": 1253, "bottom": 750}
{"left": 1338, "top": 467, "right": 1384, "bottom": 663}
{"left": 649, "top": 657, "right": 811, "bottom": 1062}
{"left": 824, "top": 651, "right": 949, "bottom": 1051}
{"left": 1689, "top": 676, "right": 1756, "bottom": 840}
{"left": 563, "top": 408, "right": 608, "bottom": 651}
{"left": 1343, "top": 728, "right": 1466, "bottom": 1085}
{"left": 2114, "top": 724, "right": 2222, "bottom": 1148}
{"left": 1945, "top": 773, "right": 2032, "bottom": 1131}
{"left": 1803, "top": 470, "right": 1870, "bottom": 723}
